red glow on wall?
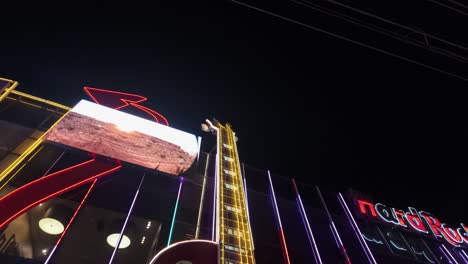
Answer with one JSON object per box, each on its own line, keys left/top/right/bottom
{"left": 84, "top": 87, "right": 169, "bottom": 125}
{"left": 0, "top": 158, "right": 121, "bottom": 230}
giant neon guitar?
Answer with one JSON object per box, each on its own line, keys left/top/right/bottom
{"left": 150, "top": 120, "right": 256, "bottom": 264}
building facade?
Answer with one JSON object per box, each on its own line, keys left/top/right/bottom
{"left": 0, "top": 78, "right": 466, "bottom": 264}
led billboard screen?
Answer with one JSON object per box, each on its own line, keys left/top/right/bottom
{"left": 45, "top": 100, "right": 198, "bottom": 175}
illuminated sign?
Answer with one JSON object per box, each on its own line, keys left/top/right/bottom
{"left": 45, "top": 100, "right": 198, "bottom": 175}
{"left": 356, "top": 199, "right": 468, "bottom": 247}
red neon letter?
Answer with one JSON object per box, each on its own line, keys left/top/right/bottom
{"left": 457, "top": 224, "right": 468, "bottom": 244}
{"left": 392, "top": 209, "right": 407, "bottom": 227}
{"left": 441, "top": 224, "right": 463, "bottom": 247}
{"left": 404, "top": 208, "right": 427, "bottom": 233}
{"left": 357, "top": 200, "right": 377, "bottom": 217}
{"left": 420, "top": 212, "right": 443, "bottom": 237}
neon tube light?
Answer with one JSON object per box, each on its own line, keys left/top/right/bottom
{"left": 292, "top": 179, "right": 322, "bottom": 264}
{"left": 315, "top": 186, "right": 351, "bottom": 264}
{"left": 167, "top": 179, "right": 183, "bottom": 246}
{"left": 0, "top": 159, "right": 121, "bottom": 230}
{"left": 338, "top": 193, "right": 377, "bottom": 264}
{"left": 0, "top": 146, "right": 43, "bottom": 191}
{"left": 84, "top": 87, "right": 168, "bottom": 125}
{"left": 0, "top": 80, "right": 18, "bottom": 103}
{"left": 243, "top": 165, "right": 255, "bottom": 250}
{"left": 460, "top": 249, "right": 468, "bottom": 264}
{"left": 10, "top": 90, "right": 71, "bottom": 111}
{"left": 268, "top": 170, "right": 291, "bottom": 264}
{"left": 441, "top": 244, "right": 460, "bottom": 264}
{"left": 0, "top": 106, "right": 71, "bottom": 187}
{"left": 362, "top": 234, "right": 384, "bottom": 245}
{"left": 195, "top": 156, "right": 210, "bottom": 239}
{"left": 108, "top": 174, "right": 145, "bottom": 264}
{"left": 44, "top": 179, "right": 98, "bottom": 264}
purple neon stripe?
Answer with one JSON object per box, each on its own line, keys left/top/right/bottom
{"left": 292, "top": 179, "right": 322, "bottom": 264}
{"left": 267, "top": 170, "right": 291, "bottom": 264}
{"left": 267, "top": 171, "right": 283, "bottom": 228}
{"left": 338, "top": 193, "right": 377, "bottom": 264}
{"left": 243, "top": 175, "right": 255, "bottom": 250}
{"left": 457, "top": 251, "right": 468, "bottom": 264}
{"left": 459, "top": 249, "right": 468, "bottom": 264}
{"left": 296, "top": 196, "right": 323, "bottom": 264}
{"left": 441, "top": 244, "right": 460, "bottom": 264}
{"left": 108, "top": 175, "right": 145, "bottom": 264}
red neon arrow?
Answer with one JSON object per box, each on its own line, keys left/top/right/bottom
{"left": 0, "top": 158, "right": 121, "bottom": 230}
{"left": 84, "top": 87, "right": 169, "bottom": 126}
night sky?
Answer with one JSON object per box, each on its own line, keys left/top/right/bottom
{"left": 2, "top": 1, "right": 467, "bottom": 223}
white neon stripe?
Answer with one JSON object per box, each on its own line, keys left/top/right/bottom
{"left": 149, "top": 239, "right": 217, "bottom": 264}
{"left": 441, "top": 244, "right": 460, "bottom": 264}
{"left": 338, "top": 192, "right": 377, "bottom": 264}
{"left": 108, "top": 174, "right": 145, "bottom": 264}
{"left": 267, "top": 170, "right": 283, "bottom": 228}
{"left": 197, "top": 136, "right": 202, "bottom": 165}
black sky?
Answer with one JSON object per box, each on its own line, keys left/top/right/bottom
{"left": 1, "top": 1, "right": 467, "bottom": 223}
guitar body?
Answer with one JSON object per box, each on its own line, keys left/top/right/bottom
{"left": 150, "top": 240, "right": 218, "bottom": 264}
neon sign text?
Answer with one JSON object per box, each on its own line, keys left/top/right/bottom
{"left": 357, "top": 199, "right": 468, "bottom": 247}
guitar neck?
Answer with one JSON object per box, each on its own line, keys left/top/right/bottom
{"left": 216, "top": 123, "right": 255, "bottom": 264}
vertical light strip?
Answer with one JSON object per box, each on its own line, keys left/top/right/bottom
{"left": 338, "top": 192, "right": 377, "bottom": 264}
{"left": 195, "top": 155, "right": 210, "bottom": 239}
{"left": 316, "top": 186, "right": 351, "bottom": 263}
{"left": 291, "top": 179, "right": 322, "bottom": 264}
{"left": 460, "top": 249, "right": 468, "bottom": 262}
{"left": 108, "top": 174, "right": 145, "bottom": 264}
{"left": 267, "top": 170, "right": 291, "bottom": 264}
{"left": 212, "top": 123, "right": 220, "bottom": 244}
{"left": 44, "top": 179, "right": 98, "bottom": 264}
{"left": 441, "top": 244, "right": 460, "bottom": 264}
{"left": 41, "top": 152, "right": 66, "bottom": 177}
{"left": 457, "top": 250, "right": 468, "bottom": 264}
{"left": 196, "top": 136, "right": 202, "bottom": 165}
{"left": 242, "top": 163, "right": 255, "bottom": 251}
{"left": 167, "top": 179, "right": 184, "bottom": 246}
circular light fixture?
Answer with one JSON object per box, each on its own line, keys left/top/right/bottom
{"left": 39, "top": 218, "right": 65, "bottom": 235}
{"left": 107, "top": 233, "right": 131, "bottom": 249}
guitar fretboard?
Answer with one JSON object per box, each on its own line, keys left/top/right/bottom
{"left": 217, "top": 124, "right": 255, "bottom": 264}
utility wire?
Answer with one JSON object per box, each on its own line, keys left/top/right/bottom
{"left": 229, "top": 0, "right": 468, "bottom": 82}
{"left": 292, "top": 0, "right": 468, "bottom": 63}
{"left": 424, "top": 0, "right": 468, "bottom": 17}
{"left": 323, "top": 0, "right": 467, "bottom": 50}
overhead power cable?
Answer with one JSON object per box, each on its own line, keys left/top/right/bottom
{"left": 229, "top": 0, "right": 467, "bottom": 82}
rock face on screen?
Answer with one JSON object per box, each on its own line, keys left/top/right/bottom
{"left": 45, "top": 101, "right": 198, "bottom": 175}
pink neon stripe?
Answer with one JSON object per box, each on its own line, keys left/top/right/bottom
{"left": 44, "top": 179, "right": 98, "bottom": 264}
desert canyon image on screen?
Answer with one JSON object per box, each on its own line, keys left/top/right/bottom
{"left": 45, "top": 100, "right": 198, "bottom": 175}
